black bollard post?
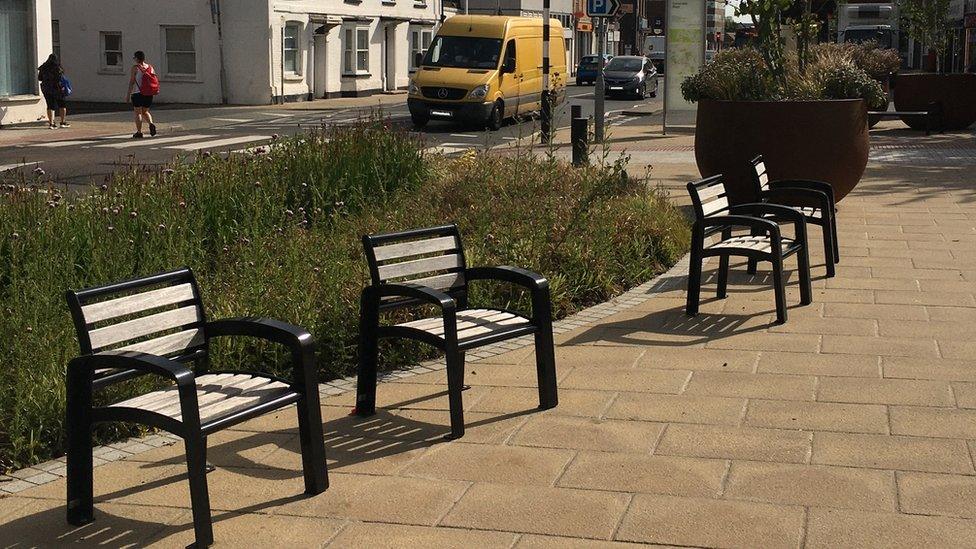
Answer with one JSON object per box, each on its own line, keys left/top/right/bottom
{"left": 571, "top": 104, "right": 582, "bottom": 121}
{"left": 571, "top": 116, "right": 588, "bottom": 166}
{"left": 541, "top": 90, "right": 553, "bottom": 143}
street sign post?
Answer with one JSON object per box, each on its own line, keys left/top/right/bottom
{"left": 587, "top": 0, "right": 618, "bottom": 143}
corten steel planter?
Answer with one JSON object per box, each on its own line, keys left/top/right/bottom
{"left": 695, "top": 98, "right": 869, "bottom": 204}
{"left": 894, "top": 73, "right": 976, "bottom": 131}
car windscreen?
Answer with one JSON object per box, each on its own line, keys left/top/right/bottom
{"left": 843, "top": 30, "right": 894, "bottom": 49}
{"left": 422, "top": 36, "right": 504, "bottom": 69}
{"left": 605, "top": 58, "right": 643, "bottom": 72}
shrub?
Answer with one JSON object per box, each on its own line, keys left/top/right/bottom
{"left": 846, "top": 40, "right": 902, "bottom": 81}
{"left": 682, "top": 45, "right": 886, "bottom": 109}
{"left": 0, "top": 123, "right": 689, "bottom": 471}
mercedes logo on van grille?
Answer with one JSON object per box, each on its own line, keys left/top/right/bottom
{"left": 437, "top": 88, "right": 449, "bottom": 99}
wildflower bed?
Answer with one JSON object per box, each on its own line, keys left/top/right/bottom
{"left": 0, "top": 121, "right": 689, "bottom": 470}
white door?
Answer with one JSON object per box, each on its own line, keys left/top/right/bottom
{"left": 313, "top": 33, "right": 327, "bottom": 98}
{"left": 384, "top": 26, "right": 396, "bottom": 91}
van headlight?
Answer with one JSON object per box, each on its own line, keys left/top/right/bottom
{"left": 409, "top": 81, "right": 421, "bottom": 95}
{"left": 469, "top": 84, "right": 490, "bottom": 99}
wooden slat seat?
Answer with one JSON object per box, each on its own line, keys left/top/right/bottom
{"left": 111, "top": 373, "right": 295, "bottom": 425}
{"left": 396, "top": 308, "right": 533, "bottom": 345}
{"left": 706, "top": 235, "right": 797, "bottom": 255}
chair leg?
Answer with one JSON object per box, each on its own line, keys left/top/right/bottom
{"left": 686, "top": 251, "right": 703, "bottom": 317}
{"left": 717, "top": 255, "right": 730, "bottom": 299}
{"left": 797, "top": 244, "right": 813, "bottom": 306}
{"left": 66, "top": 372, "right": 93, "bottom": 526}
{"left": 822, "top": 221, "right": 836, "bottom": 278}
{"left": 535, "top": 324, "right": 558, "bottom": 410}
{"left": 445, "top": 348, "right": 466, "bottom": 440}
{"left": 772, "top": 254, "right": 788, "bottom": 324}
{"left": 355, "top": 318, "right": 379, "bottom": 417}
{"left": 831, "top": 214, "right": 840, "bottom": 263}
{"left": 184, "top": 434, "right": 214, "bottom": 548}
{"left": 296, "top": 394, "right": 329, "bottom": 495}
{"left": 203, "top": 436, "right": 215, "bottom": 474}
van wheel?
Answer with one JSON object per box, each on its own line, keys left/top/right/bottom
{"left": 486, "top": 101, "right": 503, "bottom": 131}
{"left": 411, "top": 113, "right": 429, "bottom": 128}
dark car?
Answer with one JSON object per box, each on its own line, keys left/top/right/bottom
{"left": 603, "top": 55, "right": 658, "bottom": 99}
{"left": 576, "top": 54, "right": 612, "bottom": 86}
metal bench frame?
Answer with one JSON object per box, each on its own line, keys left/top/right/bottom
{"left": 687, "top": 175, "right": 813, "bottom": 324}
{"left": 357, "top": 224, "right": 558, "bottom": 440}
{"left": 65, "top": 268, "right": 328, "bottom": 547}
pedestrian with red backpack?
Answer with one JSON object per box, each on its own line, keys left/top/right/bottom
{"left": 125, "top": 51, "right": 160, "bottom": 138}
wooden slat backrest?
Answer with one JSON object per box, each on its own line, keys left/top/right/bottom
{"left": 66, "top": 268, "right": 207, "bottom": 365}
{"left": 687, "top": 175, "right": 730, "bottom": 220}
{"left": 750, "top": 155, "right": 770, "bottom": 193}
{"left": 363, "top": 225, "right": 467, "bottom": 306}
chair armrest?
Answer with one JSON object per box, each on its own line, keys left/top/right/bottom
{"left": 206, "top": 317, "right": 317, "bottom": 392}
{"left": 759, "top": 187, "right": 831, "bottom": 210}
{"left": 731, "top": 203, "right": 807, "bottom": 244}
{"left": 364, "top": 283, "right": 457, "bottom": 312}
{"left": 768, "top": 179, "right": 835, "bottom": 204}
{"left": 206, "top": 317, "right": 313, "bottom": 353}
{"left": 699, "top": 215, "right": 780, "bottom": 236}
{"left": 68, "top": 351, "right": 195, "bottom": 388}
{"left": 466, "top": 266, "right": 549, "bottom": 292}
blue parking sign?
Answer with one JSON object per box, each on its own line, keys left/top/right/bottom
{"left": 587, "top": 0, "right": 619, "bottom": 16}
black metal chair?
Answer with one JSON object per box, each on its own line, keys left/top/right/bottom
{"left": 687, "top": 175, "right": 813, "bottom": 324}
{"left": 65, "top": 268, "right": 328, "bottom": 548}
{"left": 357, "top": 224, "right": 557, "bottom": 440}
{"left": 748, "top": 155, "right": 839, "bottom": 278}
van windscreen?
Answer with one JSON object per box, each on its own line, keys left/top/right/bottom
{"left": 423, "top": 36, "right": 504, "bottom": 69}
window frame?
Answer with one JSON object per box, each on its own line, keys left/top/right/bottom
{"left": 99, "top": 31, "right": 123, "bottom": 73}
{"left": 342, "top": 25, "right": 370, "bottom": 75}
{"left": 408, "top": 27, "right": 433, "bottom": 72}
{"left": 283, "top": 21, "right": 302, "bottom": 75}
{"left": 161, "top": 25, "right": 197, "bottom": 77}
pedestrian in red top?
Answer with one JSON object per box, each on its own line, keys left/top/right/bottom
{"left": 125, "top": 51, "right": 160, "bottom": 138}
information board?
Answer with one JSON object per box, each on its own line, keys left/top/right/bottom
{"left": 663, "top": 0, "right": 706, "bottom": 131}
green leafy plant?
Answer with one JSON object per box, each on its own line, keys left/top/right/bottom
{"left": 846, "top": 40, "right": 902, "bottom": 81}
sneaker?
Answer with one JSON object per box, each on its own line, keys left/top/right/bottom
{"left": 148, "top": 123, "right": 157, "bottom": 136}
{"left": 132, "top": 132, "right": 144, "bottom": 139}
{"left": 59, "top": 122, "right": 71, "bottom": 128}
{"left": 48, "top": 123, "right": 57, "bottom": 129}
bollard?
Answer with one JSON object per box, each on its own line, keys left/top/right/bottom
{"left": 571, "top": 104, "right": 582, "bottom": 121}
{"left": 540, "top": 90, "right": 553, "bottom": 144}
{"left": 571, "top": 116, "right": 588, "bottom": 166}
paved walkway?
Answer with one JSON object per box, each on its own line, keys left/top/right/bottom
{"left": 3, "top": 122, "right": 976, "bottom": 547}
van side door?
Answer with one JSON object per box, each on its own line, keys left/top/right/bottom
{"left": 515, "top": 36, "right": 540, "bottom": 114}
{"left": 498, "top": 39, "right": 519, "bottom": 116}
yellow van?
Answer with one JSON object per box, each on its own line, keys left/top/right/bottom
{"left": 407, "top": 15, "right": 567, "bottom": 130}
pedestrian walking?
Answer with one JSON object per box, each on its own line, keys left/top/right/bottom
{"left": 125, "top": 51, "right": 160, "bottom": 138}
{"left": 37, "top": 54, "right": 70, "bottom": 129}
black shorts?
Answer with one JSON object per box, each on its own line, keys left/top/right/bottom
{"left": 43, "top": 92, "right": 66, "bottom": 111}
{"left": 131, "top": 93, "right": 153, "bottom": 108}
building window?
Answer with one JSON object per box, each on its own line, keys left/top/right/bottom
{"left": 100, "top": 32, "right": 123, "bottom": 71}
{"left": 163, "top": 25, "right": 196, "bottom": 76}
{"left": 52, "top": 20, "right": 60, "bottom": 60}
{"left": 283, "top": 22, "right": 301, "bottom": 74}
{"left": 409, "top": 28, "right": 432, "bottom": 71}
{"left": 0, "top": 0, "right": 33, "bottom": 97}
{"left": 343, "top": 26, "right": 369, "bottom": 74}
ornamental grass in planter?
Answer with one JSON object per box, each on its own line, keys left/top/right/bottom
{"left": 681, "top": 0, "right": 887, "bottom": 203}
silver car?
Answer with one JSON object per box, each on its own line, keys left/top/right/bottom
{"left": 603, "top": 55, "right": 658, "bottom": 99}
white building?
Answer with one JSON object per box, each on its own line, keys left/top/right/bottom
{"left": 0, "top": 0, "right": 54, "bottom": 126}
{"left": 52, "top": 0, "right": 452, "bottom": 105}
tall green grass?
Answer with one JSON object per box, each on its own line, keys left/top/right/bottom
{"left": 0, "top": 120, "right": 689, "bottom": 471}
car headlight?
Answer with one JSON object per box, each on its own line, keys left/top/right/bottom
{"left": 469, "top": 84, "right": 489, "bottom": 99}
{"left": 409, "top": 81, "right": 420, "bottom": 95}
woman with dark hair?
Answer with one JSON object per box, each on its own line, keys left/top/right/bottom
{"left": 125, "top": 50, "right": 158, "bottom": 138}
{"left": 38, "top": 54, "right": 70, "bottom": 129}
